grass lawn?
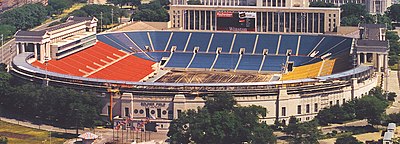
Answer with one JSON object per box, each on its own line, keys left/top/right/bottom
{"left": 0, "top": 120, "right": 73, "bottom": 144}
{"left": 44, "top": 3, "right": 87, "bottom": 23}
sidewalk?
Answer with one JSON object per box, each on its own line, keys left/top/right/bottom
{"left": 386, "top": 70, "right": 400, "bottom": 114}
{"left": 0, "top": 116, "right": 77, "bottom": 134}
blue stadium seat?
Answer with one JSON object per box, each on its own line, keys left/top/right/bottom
{"left": 232, "top": 33, "right": 257, "bottom": 54}
{"left": 261, "top": 55, "right": 287, "bottom": 71}
{"left": 125, "top": 32, "right": 152, "bottom": 50}
{"left": 133, "top": 52, "right": 153, "bottom": 61}
{"left": 312, "top": 36, "right": 344, "bottom": 56}
{"left": 188, "top": 53, "right": 216, "bottom": 69}
{"left": 324, "top": 38, "right": 352, "bottom": 57}
{"left": 165, "top": 52, "right": 193, "bottom": 68}
{"left": 298, "top": 35, "right": 323, "bottom": 56}
{"left": 289, "top": 56, "right": 314, "bottom": 66}
{"left": 279, "top": 35, "right": 298, "bottom": 55}
{"left": 237, "top": 55, "right": 263, "bottom": 71}
{"left": 255, "top": 34, "right": 279, "bottom": 54}
{"left": 97, "top": 35, "right": 133, "bottom": 53}
{"left": 108, "top": 33, "right": 142, "bottom": 52}
{"left": 166, "top": 32, "right": 190, "bottom": 52}
{"left": 209, "top": 33, "right": 234, "bottom": 53}
{"left": 149, "top": 31, "right": 171, "bottom": 51}
{"left": 186, "top": 32, "right": 212, "bottom": 52}
{"left": 213, "top": 54, "right": 240, "bottom": 70}
{"left": 147, "top": 52, "right": 171, "bottom": 62}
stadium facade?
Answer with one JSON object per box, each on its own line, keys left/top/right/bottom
{"left": 169, "top": 0, "right": 341, "bottom": 33}
{"left": 9, "top": 12, "right": 389, "bottom": 131}
{"left": 308, "top": 0, "right": 391, "bottom": 14}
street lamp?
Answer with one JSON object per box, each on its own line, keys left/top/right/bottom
{"left": 35, "top": 115, "right": 40, "bottom": 129}
{"left": 18, "top": 106, "right": 21, "bottom": 125}
{"left": 74, "top": 108, "right": 79, "bottom": 142}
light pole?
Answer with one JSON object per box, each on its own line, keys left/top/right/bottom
{"left": 35, "top": 115, "right": 40, "bottom": 129}
{"left": 74, "top": 109, "right": 79, "bottom": 143}
{"left": 18, "top": 106, "right": 21, "bottom": 125}
{"left": 100, "top": 12, "right": 103, "bottom": 32}
{"left": 111, "top": 9, "right": 114, "bottom": 26}
{"left": 1, "top": 34, "right": 3, "bottom": 63}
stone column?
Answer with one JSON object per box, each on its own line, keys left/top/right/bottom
{"left": 34, "top": 43, "right": 38, "bottom": 59}
{"left": 384, "top": 54, "right": 388, "bottom": 74}
{"left": 173, "top": 94, "right": 186, "bottom": 119}
{"left": 21, "top": 43, "right": 25, "bottom": 53}
{"left": 357, "top": 53, "right": 361, "bottom": 65}
{"left": 16, "top": 43, "right": 20, "bottom": 54}
{"left": 40, "top": 43, "right": 45, "bottom": 62}
{"left": 363, "top": 53, "right": 367, "bottom": 63}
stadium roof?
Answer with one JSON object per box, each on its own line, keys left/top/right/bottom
{"left": 356, "top": 40, "right": 388, "bottom": 47}
{"left": 13, "top": 52, "right": 373, "bottom": 87}
{"left": 15, "top": 31, "right": 48, "bottom": 37}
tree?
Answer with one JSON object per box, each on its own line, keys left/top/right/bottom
{"left": 309, "top": 1, "right": 335, "bottom": 7}
{"left": 0, "top": 136, "right": 7, "bottom": 144}
{"left": 341, "top": 3, "right": 368, "bottom": 18}
{"left": 167, "top": 93, "right": 276, "bottom": 144}
{"left": 387, "top": 112, "right": 400, "bottom": 124}
{"left": 48, "top": 0, "right": 73, "bottom": 15}
{"left": 109, "top": 0, "right": 141, "bottom": 8}
{"left": 387, "top": 92, "right": 397, "bottom": 101}
{"left": 187, "top": 0, "right": 203, "bottom": 5}
{"left": 355, "top": 95, "right": 388, "bottom": 125}
{"left": 340, "top": 3, "right": 372, "bottom": 26}
{"left": 335, "top": 135, "right": 362, "bottom": 144}
{"left": 69, "top": 5, "right": 128, "bottom": 26}
{"left": 0, "top": 70, "right": 102, "bottom": 128}
{"left": 387, "top": 4, "right": 400, "bottom": 22}
{"left": 0, "top": 3, "right": 48, "bottom": 30}
{"left": 0, "top": 25, "right": 16, "bottom": 39}
{"left": 131, "top": 1, "right": 169, "bottom": 22}
{"left": 285, "top": 117, "right": 321, "bottom": 144}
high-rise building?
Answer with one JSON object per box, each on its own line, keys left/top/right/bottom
{"left": 169, "top": 0, "right": 341, "bottom": 33}
{"left": 309, "top": 0, "right": 392, "bottom": 14}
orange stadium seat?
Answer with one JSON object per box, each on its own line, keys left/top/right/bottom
{"left": 31, "top": 41, "right": 155, "bottom": 82}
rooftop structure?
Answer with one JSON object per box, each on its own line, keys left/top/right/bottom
{"left": 14, "top": 16, "right": 98, "bottom": 63}
{"left": 355, "top": 24, "right": 389, "bottom": 72}
{"left": 309, "top": 0, "right": 391, "bottom": 15}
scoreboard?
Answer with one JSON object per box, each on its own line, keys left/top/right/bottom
{"left": 216, "top": 12, "right": 256, "bottom": 32}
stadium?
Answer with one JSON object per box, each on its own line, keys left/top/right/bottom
{"left": 9, "top": 17, "right": 381, "bottom": 131}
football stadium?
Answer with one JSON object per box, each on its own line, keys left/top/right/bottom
{"left": 10, "top": 17, "right": 382, "bottom": 131}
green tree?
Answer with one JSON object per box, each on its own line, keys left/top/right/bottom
{"left": 48, "top": 0, "right": 73, "bottom": 15}
{"left": 167, "top": 93, "right": 276, "bottom": 144}
{"left": 387, "top": 112, "right": 400, "bottom": 124}
{"left": 387, "top": 31, "right": 400, "bottom": 66}
{"left": 0, "top": 25, "right": 16, "bottom": 39}
{"left": 109, "top": 0, "right": 141, "bottom": 8}
{"left": 341, "top": 3, "right": 367, "bottom": 18}
{"left": 387, "top": 4, "right": 400, "bottom": 22}
{"left": 187, "top": 0, "right": 203, "bottom": 5}
{"left": 0, "top": 136, "right": 7, "bottom": 144}
{"left": 131, "top": 0, "right": 169, "bottom": 22}
{"left": 335, "top": 135, "right": 362, "bottom": 144}
{"left": 387, "top": 92, "right": 397, "bottom": 101}
{"left": 340, "top": 3, "right": 372, "bottom": 26}
{"left": 355, "top": 95, "right": 388, "bottom": 125}
{"left": 285, "top": 117, "right": 321, "bottom": 144}
{"left": 0, "top": 3, "right": 48, "bottom": 30}
{"left": 0, "top": 70, "right": 102, "bottom": 128}
{"left": 69, "top": 5, "right": 127, "bottom": 26}
{"left": 309, "top": 1, "right": 335, "bottom": 7}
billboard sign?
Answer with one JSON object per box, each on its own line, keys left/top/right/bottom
{"left": 217, "top": 12, "right": 256, "bottom": 32}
